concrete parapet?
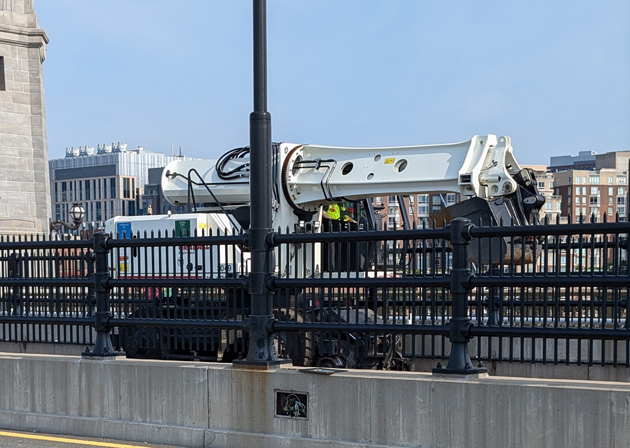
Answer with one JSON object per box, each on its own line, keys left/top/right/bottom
{"left": 0, "top": 353, "right": 628, "bottom": 448}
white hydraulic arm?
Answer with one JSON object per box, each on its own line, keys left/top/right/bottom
{"left": 162, "top": 135, "right": 525, "bottom": 214}
{"left": 280, "top": 135, "right": 521, "bottom": 213}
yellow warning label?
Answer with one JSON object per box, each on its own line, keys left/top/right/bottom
{"left": 384, "top": 158, "right": 395, "bottom": 164}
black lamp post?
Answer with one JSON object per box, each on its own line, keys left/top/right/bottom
{"left": 50, "top": 203, "right": 86, "bottom": 232}
{"left": 242, "top": 0, "right": 279, "bottom": 364}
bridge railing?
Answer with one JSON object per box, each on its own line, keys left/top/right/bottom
{"left": 0, "top": 217, "right": 628, "bottom": 372}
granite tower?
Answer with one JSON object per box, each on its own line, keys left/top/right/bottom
{"left": 0, "top": 0, "right": 50, "bottom": 234}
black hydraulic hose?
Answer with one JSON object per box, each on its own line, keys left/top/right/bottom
{"left": 185, "top": 168, "right": 242, "bottom": 231}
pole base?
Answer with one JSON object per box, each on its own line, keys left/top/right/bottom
{"left": 82, "top": 347, "right": 126, "bottom": 358}
{"left": 233, "top": 358, "right": 293, "bottom": 370}
{"left": 432, "top": 362, "right": 488, "bottom": 376}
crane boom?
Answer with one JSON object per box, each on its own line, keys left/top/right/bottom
{"left": 162, "top": 135, "right": 526, "bottom": 214}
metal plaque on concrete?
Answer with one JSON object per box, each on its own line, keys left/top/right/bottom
{"left": 275, "top": 390, "right": 308, "bottom": 419}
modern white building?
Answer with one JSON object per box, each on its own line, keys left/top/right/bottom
{"left": 49, "top": 143, "right": 188, "bottom": 231}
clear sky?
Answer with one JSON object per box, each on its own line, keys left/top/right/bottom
{"left": 36, "top": 1, "right": 630, "bottom": 166}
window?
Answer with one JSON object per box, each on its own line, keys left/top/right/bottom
{"left": 0, "top": 57, "right": 5, "bottom": 91}
{"left": 609, "top": 187, "right": 614, "bottom": 195}
{"left": 582, "top": 177, "right": 587, "bottom": 184}
{"left": 408, "top": 196, "right": 414, "bottom": 204}
{"left": 589, "top": 176, "right": 599, "bottom": 184}
{"left": 409, "top": 206, "right": 414, "bottom": 215}
{"left": 446, "top": 193, "right": 456, "bottom": 204}
{"left": 618, "top": 187, "right": 625, "bottom": 195}
{"left": 418, "top": 205, "right": 429, "bottom": 215}
{"left": 573, "top": 177, "right": 578, "bottom": 184}
{"left": 388, "top": 196, "right": 397, "bottom": 203}
{"left": 545, "top": 202, "right": 552, "bottom": 210}
{"left": 609, "top": 177, "right": 614, "bottom": 184}
{"left": 575, "top": 187, "right": 580, "bottom": 195}
{"left": 609, "top": 197, "right": 614, "bottom": 204}
{"left": 608, "top": 207, "right": 614, "bottom": 216}
{"left": 61, "top": 182, "right": 67, "bottom": 202}
{"left": 557, "top": 202, "right": 561, "bottom": 211}
{"left": 618, "top": 197, "right": 626, "bottom": 204}
{"left": 538, "top": 181, "right": 545, "bottom": 189}
{"left": 568, "top": 196, "right": 572, "bottom": 205}
{"left": 590, "top": 187, "right": 599, "bottom": 195}
{"left": 123, "top": 178, "right": 131, "bottom": 199}
{"left": 418, "top": 194, "right": 429, "bottom": 204}
{"left": 374, "top": 196, "right": 381, "bottom": 203}
{"left": 618, "top": 177, "right": 627, "bottom": 186}
{"left": 550, "top": 181, "right": 554, "bottom": 188}
{"left": 432, "top": 195, "right": 441, "bottom": 205}
{"left": 589, "top": 197, "right": 599, "bottom": 205}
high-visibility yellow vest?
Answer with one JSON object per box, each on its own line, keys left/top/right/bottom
{"left": 327, "top": 204, "right": 341, "bottom": 220}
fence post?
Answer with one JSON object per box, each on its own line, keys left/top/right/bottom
{"left": 487, "top": 266, "right": 502, "bottom": 326}
{"left": 83, "top": 231, "right": 122, "bottom": 357}
{"left": 433, "top": 217, "right": 486, "bottom": 375}
{"left": 9, "top": 253, "right": 22, "bottom": 316}
{"left": 85, "top": 251, "right": 96, "bottom": 317}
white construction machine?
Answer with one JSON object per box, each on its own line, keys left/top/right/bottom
{"left": 107, "top": 134, "right": 544, "bottom": 273}
{"left": 105, "top": 135, "right": 544, "bottom": 366}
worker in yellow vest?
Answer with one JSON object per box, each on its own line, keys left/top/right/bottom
{"left": 324, "top": 202, "right": 356, "bottom": 223}
{"left": 325, "top": 203, "right": 341, "bottom": 220}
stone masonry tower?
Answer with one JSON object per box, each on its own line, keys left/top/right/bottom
{"left": 0, "top": 0, "right": 50, "bottom": 234}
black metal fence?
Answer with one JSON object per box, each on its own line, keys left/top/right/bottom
{"left": 0, "top": 218, "right": 628, "bottom": 372}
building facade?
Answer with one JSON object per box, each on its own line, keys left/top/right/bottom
{"left": 552, "top": 152, "right": 628, "bottom": 222}
{"left": 549, "top": 150, "right": 598, "bottom": 172}
{"left": 0, "top": 0, "right": 50, "bottom": 234}
{"left": 49, "top": 143, "right": 186, "bottom": 231}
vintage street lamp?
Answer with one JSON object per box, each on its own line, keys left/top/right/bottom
{"left": 50, "top": 203, "right": 86, "bottom": 232}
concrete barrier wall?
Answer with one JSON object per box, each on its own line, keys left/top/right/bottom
{"left": 0, "top": 353, "right": 628, "bottom": 448}
{"left": 3, "top": 339, "right": 630, "bottom": 383}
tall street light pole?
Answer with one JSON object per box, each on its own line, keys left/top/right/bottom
{"left": 245, "top": 0, "right": 278, "bottom": 364}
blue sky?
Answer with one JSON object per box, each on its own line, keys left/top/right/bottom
{"left": 36, "top": 1, "right": 630, "bottom": 166}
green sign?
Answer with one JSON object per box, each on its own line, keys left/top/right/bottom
{"left": 175, "top": 220, "right": 191, "bottom": 237}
